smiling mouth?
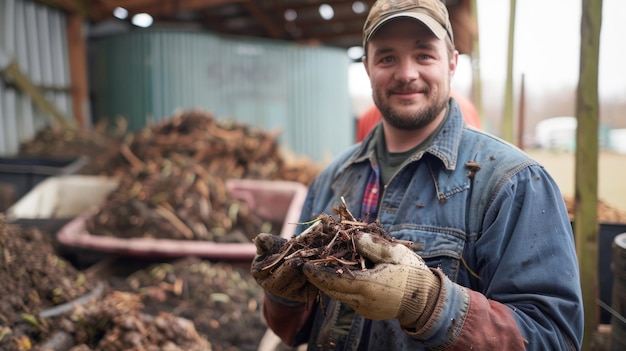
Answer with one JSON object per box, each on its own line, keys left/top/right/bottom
{"left": 389, "top": 84, "right": 428, "bottom": 96}
{"left": 390, "top": 89, "right": 428, "bottom": 100}
{"left": 394, "top": 90, "right": 421, "bottom": 95}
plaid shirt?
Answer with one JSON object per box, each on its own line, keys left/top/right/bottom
{"left": 361, "top": 166, "right": 380, "bottom": 221}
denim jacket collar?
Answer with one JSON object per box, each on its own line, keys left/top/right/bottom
{"left": 344, "top": 98, "right": 465, "bottom": 175}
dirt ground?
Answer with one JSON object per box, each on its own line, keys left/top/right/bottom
{"left": 0, "top": 217, "right": 268, "bottom": 351}
{"left": 526, "top": 149, "right": 626, "bottom": 213}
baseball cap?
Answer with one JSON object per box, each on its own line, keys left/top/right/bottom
{"left": 363, "top": 0, "right": 454, "bottom": 47}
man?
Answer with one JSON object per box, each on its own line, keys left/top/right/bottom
{"left": 252, "top": 0, "right": 583, "bottom": 349}
{"left": 356, "top": 90, "right": 481, "bottom": 142}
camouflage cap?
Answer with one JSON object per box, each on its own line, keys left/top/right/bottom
{"left": 363, "top": 0, "right": 453, "bottom": 48}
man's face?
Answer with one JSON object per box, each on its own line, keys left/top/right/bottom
{"left": 364, "top": 18, "right": 457, "bottom": 130}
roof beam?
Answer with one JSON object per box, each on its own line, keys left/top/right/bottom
{"left": 91, "top": 0, "right": 246, "bottom": 20}
{"left": 242, "top": 1, "right": 284, "bottom": 39}
{"left": 34, "top": 0, "right": 94, "bottom": 18}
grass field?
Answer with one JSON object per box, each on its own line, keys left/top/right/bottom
{"left": 526, "top": 149, "right": 626, "bottom": 213}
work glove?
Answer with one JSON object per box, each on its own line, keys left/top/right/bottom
{"left": 302, "top": 233, "right": 441, "bottom": 330}
{"left": 250, "top": 233, "right": 318, "bottom": 302}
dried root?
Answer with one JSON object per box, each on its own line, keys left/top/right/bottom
{"left": 259, "top": 203, "right": 411, "bottom": 275}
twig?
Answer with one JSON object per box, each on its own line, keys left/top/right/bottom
{"left": 309, "top": 257, "right": 358, "bottom": 279}
{"left": 155, "top": 205, "right": 194, "bottom": 240}
{"left": 340, "top": 267, "right": 356, "bottom": 279}
{"left": 348, "top": 233, "right": 365, "bottom": 270}
{"left": 340, "top": 220, "right": 367, "bottom": 226}
{"left": 262, "top": 243, "right": 294, "bottom": 271}
{"left": 308, "top": 256, "right": 358, "bottom": 266}
{"left": 120, "top": 143, "right": 145, "bottom": 170}
{"left": 325, "top": 230, "right": 341, "bottom": 252}
{"left": 284, "top": 248, "right": 319, "bottom": 260}
{"left": 298, "top": 220, "right": 321, "bottom": 238}
{"left": 340, "top": 197, "right": 356, "bottom": 221}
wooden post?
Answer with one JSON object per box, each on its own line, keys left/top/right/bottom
{"left": 575, "top": 0, "right": 602, "bottom": 349}
{"left": 469, "top": 0, "right": 485, "bottom": 130}
{"left": 66, "top": 12, "right": 90, "bottom": 130}
{"left": 517, "top": 74, "right": 525, "bottom": 150}
{"left": 501, "top": 0, "right": 516, "bottom": 142}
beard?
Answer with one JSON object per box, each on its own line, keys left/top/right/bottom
{"left": 374, "top": 83, "right": 449, "bottom": 130}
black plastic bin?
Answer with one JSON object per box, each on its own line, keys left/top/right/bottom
{"left": 0, "top": 156, "right": 88, "bottom": 205}
{"left": 598, "top": 223, "right": 626, "bottom": 324}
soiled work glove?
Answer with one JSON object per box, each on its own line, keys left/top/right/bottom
{"left": 250, "top": 233, "right": 318, "bottom": 302}
{"left": 302, "top": 233, "right": 441, "bottom": 330}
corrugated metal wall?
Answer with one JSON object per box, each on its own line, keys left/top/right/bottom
{"left": 90, "top": 30, "right": 354, "bottom": 163}
{"left": 0, "top": 0, "right": 72, "bottom": 155}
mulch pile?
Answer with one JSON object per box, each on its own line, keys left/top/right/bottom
{"left": 0, "top": 216, "right": 96, "bottom": 350}
{"left": 110, "top": 257, "right": 265, "bottom": 350}
{"left": 20, "top": 110, "right": 323, "bottom": 243}
{"left": 0, "top": 216, "right": 266, "bottom": 351}
{"left": 258, "top": 204, "right": 400, "bottom": 276}
{"left": 19, "top": 110, "right": 321, "bottom": 184}
{"left": 49, "top": 290, "right": 213, "bottom": 351}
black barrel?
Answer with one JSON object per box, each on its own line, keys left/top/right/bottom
{"left": 611, "top": 233, "right": 626, "bottom": 351}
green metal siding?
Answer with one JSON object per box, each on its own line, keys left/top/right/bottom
{"left": 89, "top": 30, "right": 353, "bottom": 162}
{"left": 0, "top": 0, "right": 72, "bottom": 155}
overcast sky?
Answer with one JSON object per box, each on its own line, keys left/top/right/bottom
{"left": 351, "top": 0, "right": 626, "bottom": 100}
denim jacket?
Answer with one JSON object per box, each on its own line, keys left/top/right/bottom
{"left": 270, "top": 99, "right": 583, "bottom": 350}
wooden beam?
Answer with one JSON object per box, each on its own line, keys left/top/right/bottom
{"left": 575, "top": 0, "right": 602, "bottom": 349}
{"left": 448, "top": 0, "right": 477, "bottom": 55}
{"left": 66, "top": 13, "right": 90, "bottom": 130}
{"left": 287, "top": 13, "right": 367, "bottom": 28}
{"left": 34, "top": 0, "right": 93, "bottom": 18}
{"left": 91, "top": 0, "right": 246, "bottom": 20}
{"left": 0, "top": 53, "right": 73, "bottom": 129}
{"left": 280, "top": 0, "right": 373, "bottom": 12}
{"left": 242, "top": 1, "right": 283, "bottom": 38}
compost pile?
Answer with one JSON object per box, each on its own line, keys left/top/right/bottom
{"left": 83, "top": 155, "right": 276, "bottom": 241}
{"left": 0, "top": 216, "right": 96, "bottom": 351}
{"left": 0, "top": 217, "right": 267, "bottom": 351}
{"left": 82, "top": 110, "right": 304, "bottom": 241}
{"left": 19, "top": 110, "right": 322, "bottom": 242}
{"left": 18, "top": 120, "right": 127, "bottom": 176}
{"left": 18, "top": 110, "right": 321, "bottom": 184}
{"left": 49, "top": 290, "right": 212, "bottom": 351}
{"left": 109, "top": 257, "right": 265, "bottom": 351}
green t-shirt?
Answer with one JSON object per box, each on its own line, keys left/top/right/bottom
{"left": 376, "top": 107, "right": 449, "bottom": 186}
